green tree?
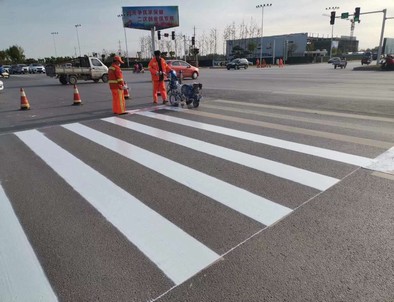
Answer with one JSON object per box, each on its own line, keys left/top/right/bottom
{"left": 6, "top": 45, "right": 25, "bottom": 63}
{"left": 0, "top": 50, "right": 9, "bottom": 64}
{"left": 247, "top": 42, "right": 257, "bottom": 54}
{"left": 231, "top": 45, "right": 247, "bottom": 58}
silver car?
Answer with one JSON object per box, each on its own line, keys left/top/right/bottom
{"left": 29, "top": 63, "right": 46, "bottom": 74}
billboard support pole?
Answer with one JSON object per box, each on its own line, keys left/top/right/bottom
{"left": 183, "top": 35, "right": 187, "bottom": 61}
{"left": 151, "top": 26, "right": 156, "bottom": 57}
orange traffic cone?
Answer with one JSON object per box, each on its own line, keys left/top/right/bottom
{"left": 20, "top": 88, "right": 31, "bottom": 110}
{"left": 124, "top": 82, "right": 130, "bottom": 99}
{"left": 72, "top": 85, "right": 82, "bottom": 105}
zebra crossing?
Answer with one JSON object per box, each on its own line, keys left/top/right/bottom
{"left": 1, "top": 100, "right": 393, "bottom": 301}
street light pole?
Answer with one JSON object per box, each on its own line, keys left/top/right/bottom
{"left": 326, "top": 7, "right": 339, "bottom": 58}
{"left": 75, "top": 24, "right": 82, "bottom": 57}
{"left": 51, "top": 32, "right": 58, "bottom": 58}
{"left": 118, "top": 13, "right": 130, "bottom": 67}
{"left": 256, "top": 4, "right": 272, "bottom": 65}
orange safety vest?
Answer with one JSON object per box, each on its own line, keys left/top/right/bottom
{"left": 108, "top": 63, "right": 124, "bottom": 90}
{"left": 148, "top": 57, "right": 170, "bottom": 81}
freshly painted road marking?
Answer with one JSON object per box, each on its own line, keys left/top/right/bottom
{"left": 103, "top": 117, "right": 338, "bottom": 191}
{"left": 165, "top": 108, "right": 391, "bottom": 149}
{"left": 366, "top": 147, "right": 394, "bottom": 175}
{"left": 62, "top": 123, "right": 292, "bottom": 226}
{"left": 212, "top": 99, "right": 394, "bottom": 123}
{"left": 15, "top": 130, "right": 220, "bottom": 286}
{"left": 136, "top": 110, "right": 374, "bottom": 167}
{"left": 0, "top": 184, "right": 58, "bottom": 302}
{"left": 204, "top": 103, "right": 394, "bottom": 135}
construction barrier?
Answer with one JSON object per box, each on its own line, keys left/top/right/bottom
{"left": 124, "top": 82, "right": 130, "bottom": 99}
{"left": 72, "top": 85, "right": 82, "bottom": 105}
{"left": 20, "top": 88, "right": 31, "bottom": 110}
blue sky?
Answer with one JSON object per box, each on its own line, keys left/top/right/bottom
{"left": 1, "top": 0, "right": 393, "bottom": 59}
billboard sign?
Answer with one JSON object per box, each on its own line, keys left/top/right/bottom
{"left": 122, "top": 6, "right": 179, "bottom": 31}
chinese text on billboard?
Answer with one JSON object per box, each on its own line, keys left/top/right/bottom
{"left": 122, "top": 6, "right": 179, "bottom": 31}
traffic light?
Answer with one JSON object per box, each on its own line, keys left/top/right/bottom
{"left": 158, "top": 31, "right": 161, "bottom": 40}
{"left": 354, "top": 7, "right": 360, "bottom": 23}
{"left": 330, "top": 11, "right": 336, "bottom": 25}
{"left": 171, "top": 31, "right": 175, "bottom": 40}
{"left": 191, "top": 36, "right": 195, "bottom": 46}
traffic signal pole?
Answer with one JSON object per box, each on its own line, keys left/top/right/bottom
{"left": 377, "top": 9, "right": 386, "bottom": 66}
{"left": 352, "top": 9, "right": 388, "bottom": 65}
{"left": 338, "top": 8, "right": 392, "bottom": 66}
{"left": 326, "top": 7, "right": 339, "bottom": 59}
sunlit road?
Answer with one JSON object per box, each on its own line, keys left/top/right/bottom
{"left": 1, "top": 62, "right": 394, "bottom": 301}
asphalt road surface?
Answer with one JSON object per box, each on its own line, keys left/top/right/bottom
{"left": 0, "top": 61, "right": 393, "bottom": 302}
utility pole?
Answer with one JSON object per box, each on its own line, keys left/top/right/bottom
{"left": 256, "top": 4, "right": 272, "bottom": 65}
{"left": 75, "top": 24, "right": 82, "bottom": 57}
{"left": 117, "top": 13, "right": 130, "bottom": 67}
{"left": 51, "top": 32, "right": 58, "bottom": 58}
{"left": 118, "top": 40, "right": 122, "bottom": 56}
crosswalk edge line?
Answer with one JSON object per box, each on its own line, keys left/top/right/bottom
{"left": 0, "top": 184, "right": 58, "bottom": 301}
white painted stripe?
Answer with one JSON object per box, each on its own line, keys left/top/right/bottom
{"left": 204, "top": 103, "right": 392, "bottom": 134}
{"left": 15, "top": 130, "right": 220, "bottom": 286}
{"left": 0, "top": 184, "right": 58, "bottom": 302}
{"left": 212, "top": 99, "right": 394, "bottom": 123}
{"left": 62, "top": 123, "right": 292, "bottom": 226}
{"left": 136, "top": 110, "right": 373, "bottom": 167}
{"left": 103, "top": 117, "right": 339, "bottom": 191}
{"left": 366, "top": 147, "right": 394, "bottom": 175}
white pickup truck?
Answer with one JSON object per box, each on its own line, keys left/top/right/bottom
{"left": 46, "top": 56, "right": 108, "bottom": 85}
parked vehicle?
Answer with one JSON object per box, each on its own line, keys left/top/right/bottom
{"left": 20, "top": 64, "right": 29, "bottom": 73}
{"left": 332, "top": 57, "right": 347, "bottom": 69}
{"left": 1, "top": 65, "right": 10, "bottom": 73}
{"left": 0, "top": 80, "right": 4, "bottom": 92}
{"left": 46, "top": 57, "right": 108, "bottom": 85}
{"left": 9, "top": 65, "right": 18, "bottom": 74}
{"left": 9, "top": 64, "right": 29, "bottom": 74}
{"left": 29, "top": 63, "right": 46, "bottom": 74}
{"left": 380, "top": 54, "right": 394, "bottom": 70}
{"left": 166, "top": 60, "right": 199, "bottom": 79}
{"left": 0, "top": 65, "right": 10, "bottom": 78}
{"left": 226, "top": 58, "right": 250, "bottom": 70}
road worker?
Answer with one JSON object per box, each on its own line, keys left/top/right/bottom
{"left": 148, "top": 50, "right": 172, "bottom": 104}
{"left": 108, "top": 55, "right": 127, "bottom": 114}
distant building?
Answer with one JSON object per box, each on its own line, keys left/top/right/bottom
{"left": 226, "top": 32, "right": 359, "bottom": 62}
{"left": 383, "top": 38, "right": 394, "bottom": 54}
